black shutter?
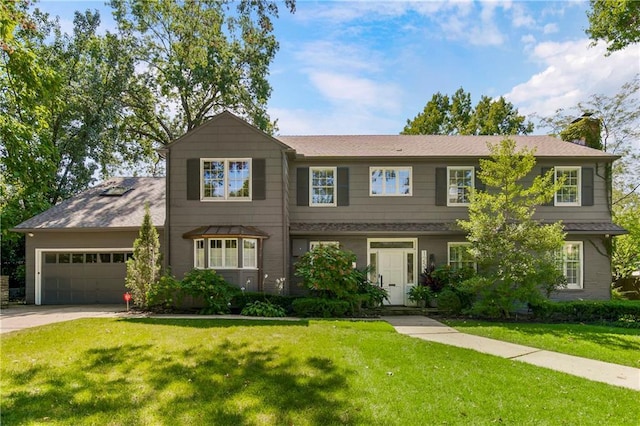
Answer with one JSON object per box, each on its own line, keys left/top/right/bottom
{"left": 297, "top": 167, "right": 309, "bottom": 206}
{"left": 337, "top": 167, "right": 349, "bottom": 206}
{"left": 252, "top": 159, "right": 266, "bottom": 200}
{"left": 474, "top": 167, "right": 485, "bottom": 192}
{"left": 435, "top": 168, "right": 447, "bottom": 206}
{"left": 581, "top": 167, "right": 594, "bottom": 206}
{"left": 541, "top": 167, "right": 554, "bottom": 206}
{"left": 187, "top": 158, "right": 200, "bottom": 200}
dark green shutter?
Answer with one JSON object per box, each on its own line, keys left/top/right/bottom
{"left": 297, "top": 167, "right": 309, "bottom": 206}
{"left": 187, "top": 158, "right": 200, "bottom": 200}
{"left": 252, "top": 159, "right": 266, "bottom": 200}
{"left": 581, "top": 167, "right": 594, "bottom": 206}
{"left": 435, "top": 168, "right": 447, "bottom": 206}
{"left": 474, "top": 167, "right": 485, "bottom": 192}
{"left": 541, "top": 167, "right": 554, "bottom": 206}
{"left": 337, "top": 167, "right": 349, "bottom": 206}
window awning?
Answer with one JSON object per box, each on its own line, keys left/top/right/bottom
{"left": 182, "top": 225, "right": 270, "bottom": 239}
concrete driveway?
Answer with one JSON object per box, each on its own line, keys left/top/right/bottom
{"left": 0, "top": 305, "right": 125, "bottom": 334}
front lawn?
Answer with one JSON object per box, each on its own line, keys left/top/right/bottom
{"left": 443, "top": 320, "right": 640, "bottom": 368}
{"left": 2, "top": 318, "right": 639, "bottom": 425}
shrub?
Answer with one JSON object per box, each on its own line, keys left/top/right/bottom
{"left": 179, "top": 269, "right": 240, "bottom": 314}
{"left": 241, "top": 300, "right": 286, "bottom": 317}
{"left": 407, "top": 285, "right": 432, "bottom": 305}
{"left": 292, "top": 298, "right": 350, "bottom": 318}
{"left": 294, "top": 245, "right": 359, "bottom": 298}
{"left": 147, "top": 273, "right": 181, "bottom": 308}
{"left": 231, "top": 292, "right": 297, "bottom": 314}
{"left": 436, "top": 287, "right": 462, "bottom": 314}
{"left": 529, "top": 300, "right": 640, "bottom": 327}
{"left": 353, "top": 267, "right": 388, "bottom": 309}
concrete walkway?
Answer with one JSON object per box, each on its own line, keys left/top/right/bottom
{"left": 383, "top": 316, "right": 640, "bottom": 391}
{"left": 0, "top": 305, "right": 122, "bottom": 334}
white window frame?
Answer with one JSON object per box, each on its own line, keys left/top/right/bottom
{"left": 201, "top": 158, "right": 252, "bottom": 201}
{"left": 447, "top": 242, "right": 476, "bottom": 270}
{"left": 369, "top": 167, "right": 413, "bottom": 196}
{"left": 555, "top": 166, "right": 581, "bottom": 206}
{"left": 447, "top": 166, "right": 474, "bottom": 206}
{"left": 194, "top": 239, "right": 205, "bottom": 269}
{"left": 243, "top": 238, "right": 258, "bottom": 269}
{"left": 208, "top": 238, "right": 239, "bottom": 269}
{"left": 309, "top": 167, "right": 337, "bottom": 207}
{"left": 309, "top": 241, "right": 340, "bottom": 251}
{"left": 559, "top": 241, "right": 583, "bottom": 289}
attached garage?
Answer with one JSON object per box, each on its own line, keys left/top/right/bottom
{"left": 38, "top": 250, "right": 133, "bottom": 304}
{"left": 13, "top": 177, "right": 165, "bottom": 305}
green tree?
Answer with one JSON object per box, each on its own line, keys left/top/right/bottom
{"left": 295, "top": 245, "right": 359, "bottom": 299}
{"left": 458, "top": 139, "right": 566, "bottom": 318}
{"left": 402, "top": 87, "right": 533, "bottom": 135}
{"left": 586, "top": 0, "right": 640, "bottom": 54}
{"left": 125, "top": 204, "right": 162, "bottom": 309}
{"left": 109, "top": 0, "right": 295, "bottom": 150}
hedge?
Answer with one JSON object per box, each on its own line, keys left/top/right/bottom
{"left": 530, "top": 300, "right": 640, "bottom": 327}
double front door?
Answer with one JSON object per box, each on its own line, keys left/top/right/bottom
{"left": 369, "top": 239, "right": 416, "bottom": 305}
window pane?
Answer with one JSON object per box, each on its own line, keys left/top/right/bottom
{"left": 371, "top": 169, "right": 383, "bottom": 195}
{"left": 45, "top": 253, "right": 57, "bottom": 264}
{"left": 58, "top": 253, "right": 70, "bottom": 264}
{"left": 113, "top": 253, "right": 125, "bottom": 263}
{"left": 228, "top": 161, "right": 250, "bottom": 198}
{"left": 210, "top": 239, "right": 223, "bottom": 267}
{"left": 99, "top": 253, "right": 111, "bottom": 263}
{"left": 311, "top": 168, "right": 335, "bottom": 205}
{"left": 225, "top": 239, "right": 238, "bottom": 267}
{"left": 448, "top": 168, "right": 473, "bottom": 204}
{"left": 86, "top": 253, "right": 98, "bottom": 263}
{"left": 385, "top": 170, "right": 398, "bottom": 194}
{"left": 399, "top": 169, "right": 411, "bottom": 195}
{"left": 203, "top": 161, "right": 225, "bottom": 198}
{"left": 556, "top": 168, "right": 580, "bottom": 204}
{"left": 243, "top": 239, "right": 257, "bottom": 268}
{"left": 195, "top": 239, "right": 205, "bottom": 268}
{"left": 407, "top": 253, "right": 414, "bottom": 283}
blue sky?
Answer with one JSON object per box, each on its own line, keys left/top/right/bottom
{"left": 38, "top": 1, "right": 640, "bottom": 136}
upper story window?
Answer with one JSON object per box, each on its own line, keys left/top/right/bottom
{"left": 202, "top": 159, "right": 251, "bottom": 201}
{"left": 370, "top": 167, "right": 412, "bottom": 196}
{"left": 447, "top": 166, "right": 474, "bottom": 206}
{"left": 558, "top": 242, "right": 583, "bottom": 289}
{"left": 448, "top": 242, "right": 476, "bottom": 270}
{"left": 555, "top": 167, "right": 580, "bottom": 206}
{"left": 310, "top": 167, "right": 336, "bottom": 206}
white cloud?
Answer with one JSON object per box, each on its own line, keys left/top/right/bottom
{"left": 521, "top": 34, "right": 536, "bottom": 45}
{"left": 543, "top": 23, "right": 559, "bottom": 34}
{"left": 505, "top": 39, "right": 640, "bottom": 126}
{"left": 511, "top": 3, "right": 536, "bottom": 28}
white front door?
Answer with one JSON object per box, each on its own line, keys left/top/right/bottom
{"left": 369, "top": 239, "right": 417, "bottom": 306}
{"left": 379, "top": 251, "right": 405, "bottom": 305}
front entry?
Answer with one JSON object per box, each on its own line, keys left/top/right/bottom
{"left": 368, "top": 239, "right": 417, "bottom": 306}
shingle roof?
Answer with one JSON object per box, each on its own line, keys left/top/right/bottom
{"left": 290, "top": 222, "right": 626, "bottom": 235}
{"left": 183, "top": 225, "right": 269, "bottom": 239}
{"left": 277, "top": 135, "right": 619, "bottom": 159}
{"left": 13, "top": 177, "right": 165, "bottom": 231}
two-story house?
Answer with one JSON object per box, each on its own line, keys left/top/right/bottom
{"left": 14, "top": 111, "right": 624, "bottom": 305}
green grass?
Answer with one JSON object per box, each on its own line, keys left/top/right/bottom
{"left": 1, "top": 318, "right": 638, "bottom": 425}
{"left": 443, "top": 319, "right": 640, "bottom": 368}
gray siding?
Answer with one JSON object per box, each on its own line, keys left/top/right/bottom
{"left": 167, "top": 114, "right": 289, "bottom": 293}
{"left": 289, "top": 159, "right": 612, "bottom": 224}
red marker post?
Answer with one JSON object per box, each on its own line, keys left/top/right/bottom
{"left": 124, "top": 292, "right": 132, "bottom": 311}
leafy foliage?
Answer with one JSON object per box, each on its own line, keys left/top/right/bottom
{"left": 125, "top": 204, "right": 162, "bottom": 309}
{"left": 109, "top": 0, "right": 296, "bottom": 147}
{"left": 179, "top": 269, "right": 240, "bottom": 314}
{"left": 291, "top": 298, "right": 351, "bottom": 318}
{"left": 586, "top": 0, "right": 640, "bottom": 53}
{"left": 530, "top": 300, "right": 640, "bottom": 327}
{"left": 407, "top": 285, "right": 433, "bottom": 305}
{"left": 295, "top": 245, "right": 359, "bottom": 299}
{"left": 458, "top": 139, "right": 567, "bottom": 318}
{"left": 402, "top": 87, "right": 533, "bottom": 136}
{"left": 241, "top": 300, "right": 286, "bottom": 317}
